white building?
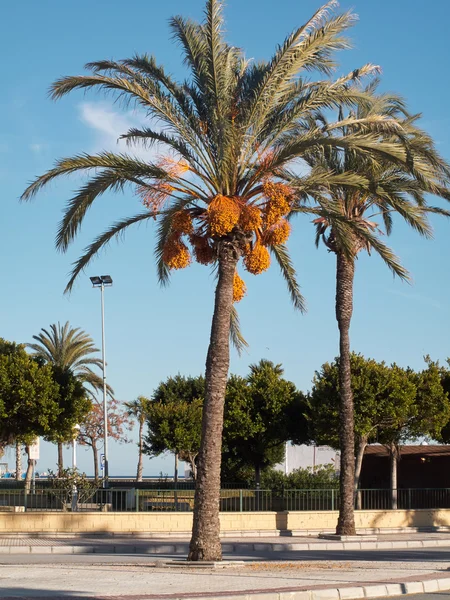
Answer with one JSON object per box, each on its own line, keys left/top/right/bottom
{"left": 275, "top": 444, "right": 340, "bottom": 474}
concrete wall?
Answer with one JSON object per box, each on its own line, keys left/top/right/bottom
{"left": 0, "top": 509, "right": 449, "bottom": 535}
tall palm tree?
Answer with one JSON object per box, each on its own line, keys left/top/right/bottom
{"left": 298, "top": 89, "right": 450, "bottom": 534}
{"left": 21, "top": 0, "right": 417, "bottom": 559}
{"left": 28, "top": 321, "right": 106, "bottom": 473}
{"left": 124, "top": 397, "right": 148, "bottom": 482}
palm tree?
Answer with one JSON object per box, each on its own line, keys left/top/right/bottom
{"left": 21, "top": 0, "right": 417, "bottom": 559}
{"left": 28, "top": 321, "right": 106, "bottom": 474}
{"left": 124, "top": 397, "right": 148, "bottom": 482}
{"left": 298, "top": 89, "right": 450, "bottom": 534}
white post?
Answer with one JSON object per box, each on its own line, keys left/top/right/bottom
{"left": 285, "top": 441, "right": 289, "bottom": 475}
{"left": 71, "top": 425, "right": 80, "bottom": 512}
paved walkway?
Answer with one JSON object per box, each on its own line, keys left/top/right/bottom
{"left": 0, "top": 533, "right": 450, "bottom": 598}
{"left": 1, "top": 557, "right": 450, "bottom": 599}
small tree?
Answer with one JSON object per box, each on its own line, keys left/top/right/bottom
{"left": 223, "top": 360, "right": 306, "bottom": 486}
{"left": 124, "top": 396, "right": 149, "bottom": 482}
{"left": 78, "top": 399, "right": 132, "bottom": 479}
{"left": 378, "top": 360, "right": 450, "bottom": 507}
{"left": 28, "top": 322, "right": 109, "bottom": 473}
{"left": 309, "top": 354, "right": 450, "bottom": 508}
{"left": 145, "top": 397, "right": 203, "bottom": 479}
{"left": 44, "top": 368, "right": 92, "bottom": 470}
{"left": 145, "top": 375, "right": 205, "bottom": 479}
{"left": 47, "top": 468, "right": 98, "bottom": 509}
{"left": 309, "top": 354, "right": 416, "bottom": 493}
{"left": 0, "top": 339, "right": 59, "bottom": 445}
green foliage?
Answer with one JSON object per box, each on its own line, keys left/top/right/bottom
{"left": 222, "top": 360, "right": 307, "bottom": 483}
{"left": 144, "top": 376, "right": 204, "bottom": 475}
{"left": 124, "top": 396, "right": 148, "bottom": 425}
{"left": 47, "top": 468, "right": 98, "bottom": 507}
{"left": 309, "top": 353, "right": 450, "bottom": 447}
{"left": 44, "top": 367, "right": 92, "bottom": 445}
{"left": 260, "top": 465, "right": 338, "bottom": 494}
{"left": 0, "top": 338, "right": 60, "bottom": 443}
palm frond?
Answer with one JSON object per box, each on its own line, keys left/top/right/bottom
{"left": 230, "top": 305, "right": 249, "bottom": 356}
{"left": 270, "top": 244, "right": 306, "bottom": 312}
{"left": 65, "top": 212, "right": 154, "bottom": 293}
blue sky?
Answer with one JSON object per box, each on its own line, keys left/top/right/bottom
{"left": 1, "top": 0, "right": 449, "bottom": 477}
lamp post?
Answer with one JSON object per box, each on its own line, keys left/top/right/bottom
{"left": 90, "top": 275, "right": 113, "bottom": 488}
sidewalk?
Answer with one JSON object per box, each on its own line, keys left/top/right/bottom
{"left": 1, "top": 531, "right": 450, "bottom": 554}
{"left": 1, "top": 533, "right": 450, "bottom": 599}
{"left": 1, "top": 557, "right": 450, "bottom": 599}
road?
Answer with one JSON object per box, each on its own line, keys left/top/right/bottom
{"left": 2, "top": 545, "right": 450, "bottom": 563}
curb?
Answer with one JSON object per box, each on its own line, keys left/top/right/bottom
{"left": 1, "top": 537, "right": 450, "bottom": 554}
{"left": 195, "top": 577, "right": 450, "bottom": 600}
{"left": 131, "top": 577, "right": 450, "bottom": 600}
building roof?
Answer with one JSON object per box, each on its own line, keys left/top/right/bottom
{"left": 364, "top": 445, "right": 450, "bottom": 457}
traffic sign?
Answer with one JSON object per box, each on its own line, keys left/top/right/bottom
{"left": 28, "top": 438, "right": 40, "bottom": 460}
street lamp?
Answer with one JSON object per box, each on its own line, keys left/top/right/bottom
{"left": 90, "top": 275, "right": 113, "bottom": 488}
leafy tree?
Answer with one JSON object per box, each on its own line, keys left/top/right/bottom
{"left": 309, "top": 354, "right": 416, "bottom": 492}
{"left": 223, "top": 360, "right": 306, "bottom": 486}
{"left": 309, "top": 354, "right": 450, "bottom": 508}
{"left": 44, "top": 368, "right": 92, "bottom": 469}
{"left": 21, "top": 0, "right": 426, "bottom": 560}
{"left": 144, "top": 376, "right": 204, "bottom": 479}
{"left": 300, "top": 90, "right": 450, "bottom": 533}
{"left": 124, "top": 396, "right": 149, "bottom": 482}
{"left": 378, "top": 359, "right": 450, "bottom": 507}
{"left": 77, "top": 399, "right": 132, "bottom": 480}
{"left": 28, "top": 322, "right": 106, "bottom": 472}
{"left": 0, "top": 338, "right": 60, "bottom": 444}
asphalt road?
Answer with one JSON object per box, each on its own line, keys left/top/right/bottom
{"left": 0, "top": 545, "right": 450, "bottom": 564}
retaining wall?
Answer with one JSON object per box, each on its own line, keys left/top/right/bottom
{"left": 0, "top": 509, "right": 449, "bottom": 535}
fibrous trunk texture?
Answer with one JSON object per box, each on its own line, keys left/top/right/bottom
{"left": 136, "top": 420, "right": 144, "bottom": 482}
{"left": 58, "top": 442, "right": 64, "bottom": 476}
{"left": 335, "top": 252, "right": 357, "bottom": 536}
{"left": 188, "top": 244, "right": 238, "bottom": 561}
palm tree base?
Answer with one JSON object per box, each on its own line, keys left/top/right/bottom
{"left": 188, "top": 542, "right": 222, "bottom": 562}
{"left": 336, "top": 519, "right": 356, "bottom": 536}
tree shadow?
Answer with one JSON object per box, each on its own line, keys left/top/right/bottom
{"left": 1, "top": 589, "right": 93, "bottom": 599}
{"left": 369, "top": 508, "right": 450, "bottom": 532}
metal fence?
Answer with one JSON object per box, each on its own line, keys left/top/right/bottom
{"left": 1, "top": 487, "right": 450, "bottom": 512}
{"left": 0, "top": 487, "right": 272, "bottom": 513}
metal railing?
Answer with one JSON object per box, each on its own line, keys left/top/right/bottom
{"left": 1, "top": 487, "right": 449, "bottom": 512}
{"left": 0, "top": 487, "right": 272, "bottom": 513}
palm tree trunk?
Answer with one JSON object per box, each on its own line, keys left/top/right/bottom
{"left": 57, "top": 442, "right": 64, "bottom": 476}
{"left": 136, "top": 419, "right": 144, "bottom": 482}
{"left": 188, "top": 247, "right": 238, "bottom": 561}
{"left": 335, "top": 251, "right": 356, "bottom": 536}
{"left": 92, "top": 442, "right": 99, "bottom": 481}
{"left": 354, "top": 435, "right": 368, "bottom": 510}
{"left": 15, "top": 442, "right": 22, "bottom": 481}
